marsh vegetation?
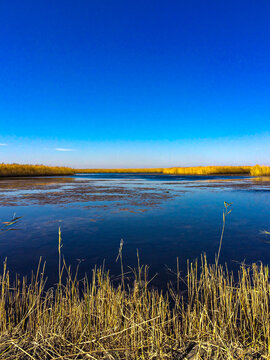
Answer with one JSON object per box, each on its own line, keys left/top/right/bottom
{"left": 1, "top": 164, "right": 270, "bottom": 177}
{"left": 0, "top": 244, "right": 269, "bottom": 359}
{"left": 0, "top": 164, "right": 74, "bottom": 177}
{"left": 78, "top": 165, "right": 270, "bottom": 176}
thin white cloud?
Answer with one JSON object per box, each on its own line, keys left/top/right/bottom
{"left": 0, "top": 143, "right": 7, "bottom": 146}
{"left": 55, "top": 148, "right": 75, "bottom": 152}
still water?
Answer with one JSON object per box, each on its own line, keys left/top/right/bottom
{"left": 0, "top": 173, "right": 270, "bottom": 287}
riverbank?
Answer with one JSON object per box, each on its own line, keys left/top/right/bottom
{"left": 1, "top": 164, "right": 270, "bottom": 177}
{"left": 0, "top": 253, "right": 269, "bottom": 359}
{"left": 78, "top": 164, "right": 270, "bottom": 176}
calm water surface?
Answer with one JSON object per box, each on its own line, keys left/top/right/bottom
{"left": 0, "top": 173, "right": 270, "bottom": 287}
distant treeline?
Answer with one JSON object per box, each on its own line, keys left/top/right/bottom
{"left": 77, "top": 165, "right": 270, "bottom": 176}
{"left": 1, "top": 164, "right": 270, "bottom": 177}
{"left": 0, "top": 164, "right": 74, "bottom": 177}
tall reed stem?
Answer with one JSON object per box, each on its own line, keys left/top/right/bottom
{"left": 216, "top": 201, "right": 232, "bottom": 267}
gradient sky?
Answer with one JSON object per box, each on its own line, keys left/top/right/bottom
{"left": 0, "top": 0, "right": 270, "bottom": 168}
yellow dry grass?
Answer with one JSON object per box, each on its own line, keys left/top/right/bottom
{"left": 163, "top": 165, "right": 251, "bottom": 175}
{"left": 0, "top": 258, "right": 269, "bottom": 359}
{"left": 0, "top": 164, "right": 75, "bottom": 177}
{"left": 0, "top": 226, "right": 269, "bottom": 359}
{"left": 250, "top": 165, "right": 270, "bottom": 176}
{"left": 77, "top": 165, "right": 270, "bottom": 176}
{"left": 1, "top": 164, "right": 270, "bottom": 177}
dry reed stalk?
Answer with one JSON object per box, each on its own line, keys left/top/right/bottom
{"left": 0, "top": 251, "right": 269, "bottom": 359}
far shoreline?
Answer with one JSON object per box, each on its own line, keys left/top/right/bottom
{"left": 1, "top": 163, "right": 270, "bottom": 177}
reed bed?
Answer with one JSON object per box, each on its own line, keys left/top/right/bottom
{"left": 163, "top": 165, "right": 251, "bottom": 175}
{"left": 0, "top": 164, "right": 75, "bottom": 177}
{"left": 77, "top": 165, "right": 270, "bottom": 176}
{"left": 250, "top": 165, "right": 270, "bottom": 176}
{"left": 0, "top": 253, "right": 269, "bottom": 359}
{"left": 77, "top": 168, "right": 164, "bottom": 173}
{"left": 2, "top": 164, "right": 270, "bottom": 177}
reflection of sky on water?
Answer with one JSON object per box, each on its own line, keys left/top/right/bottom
{"left": 0, "top": 173, "right": 270, "bottom": 288}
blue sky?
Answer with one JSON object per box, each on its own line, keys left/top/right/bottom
{"left": 0, "top": 0, "right": 270, "bottom": 168}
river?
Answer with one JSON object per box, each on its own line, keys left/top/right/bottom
{"left": 0, "top": 173, "right": 270, "bottom": 287}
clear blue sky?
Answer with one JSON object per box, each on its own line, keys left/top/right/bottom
{"left": 0, "top": 0, "right": 270, "bottom": 168}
